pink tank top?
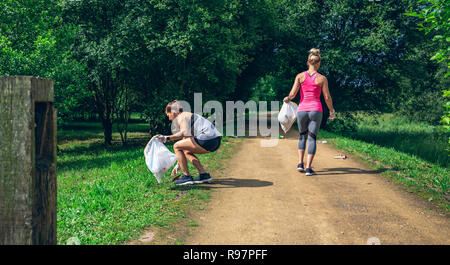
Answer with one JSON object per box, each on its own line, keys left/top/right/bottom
{"left": 298, "top": 71, "right": 323, "bottom": 112}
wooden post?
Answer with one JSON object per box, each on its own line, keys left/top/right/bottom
{"left": 0, "top": 76, "right": 57, "bottom": 245}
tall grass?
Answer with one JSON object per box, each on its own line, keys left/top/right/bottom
{"left": 348, "top": 113, "right": 448, "bottom": 167}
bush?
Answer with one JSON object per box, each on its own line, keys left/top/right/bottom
{"left": 325, "top": 112, "right": 359, "bottom": 135}
{"left": 396, "top": 90, "right": 445, "bottom": 125}
{"left": 250, "top": 75, "right": 278, "bottom": 103}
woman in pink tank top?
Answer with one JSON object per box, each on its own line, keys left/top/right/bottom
{"left": 283, "top": 48, "right": 335, "bottom": 176}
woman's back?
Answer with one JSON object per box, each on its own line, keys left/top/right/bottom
{"left": 190, "top": 113, "right": 222, "bottom": 140}
{"left": 298, "top": 72, "right": 322, "bottom": 112}
{"left": 174, "top": 112, "right": 222, "bottom": 140}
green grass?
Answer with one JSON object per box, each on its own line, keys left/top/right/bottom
{"left": 348, "top": 113, "right": 449, "bottom": 167}
{"left": 189, "top": 221, "right": 199, "bottom": 227}
{"left": 320, "top": 130, "right": 449, "bottom": 211}
{"left": 57, "top": 121, "right": 236, "bottom": 245}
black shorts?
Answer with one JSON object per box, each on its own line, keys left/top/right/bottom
{"left": 194, "top": 136, "right": 222, "bottom": 152}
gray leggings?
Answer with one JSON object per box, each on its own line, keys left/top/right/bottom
{"left": 297, "top": 111, "right": 323, "bottom": 154}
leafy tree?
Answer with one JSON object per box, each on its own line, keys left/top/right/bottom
{"left": 61, "top": 0, "right": 135, "bottom": 145}
{"left": 405, "top": 0, "right": 449, "bottom": 145}
{"left": 262, "top": 0, "right": 446, "bottom": 128}
{"left": 3, "top": 0, "right": 447, "bottom": 146}
{"left": 0, "top": 0, "right": 91, "bottom": 126}
{"left": 60, "top": 0, "right": 279, "bottom": 141}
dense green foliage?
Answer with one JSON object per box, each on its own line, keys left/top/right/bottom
{"left": 0, "top": 0, "right": 448, "bottom": 144}
{"left": 0, "top": 0, "right": 91, "bottom": 125}
{"left": 405, "top": 0, "right": 449, "bottom": 149}
{"left": 324, "top": 112, "right": 360, "bottom": 135}
{"left": 58, "top": 0, "right": 278, "bottom": 144}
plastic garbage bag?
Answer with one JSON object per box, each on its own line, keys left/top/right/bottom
{"left": 144, "top": 136, "right": 178, "bottom": 183}
{"left": 278, "top": 101, "right": 298, "bottom": 133}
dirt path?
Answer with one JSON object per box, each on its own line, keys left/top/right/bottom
{"left": 184, "top": 131, "right": 449, "bottom": 245}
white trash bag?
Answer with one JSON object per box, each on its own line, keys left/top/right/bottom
{"left": 144, "top": 136, "right": 178, "bottom": 183}
{"left": 278, "top": 101, "right": 298, "bottom": 133}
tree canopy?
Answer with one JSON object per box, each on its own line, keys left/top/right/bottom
{"left": 0, "top": 0, "right": 447, "bottom": 144}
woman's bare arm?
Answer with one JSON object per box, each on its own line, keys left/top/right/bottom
{"left": 284, "top": 73, "right": 303, "bottom": 102}
{"left": 168, "top": 113, "right": 190, "bottom": 141}
{"left": 321, "top": 76, "right": 335, "bottom": 119}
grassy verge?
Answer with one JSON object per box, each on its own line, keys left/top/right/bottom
{"left": 350, "top": 113, "right": 448, "bottom": 167}
{"left": 319, "top": 130, "right": 449, "bottom": 211}
{"left": 57, "top": 121, "right": 237, "bottom": 245}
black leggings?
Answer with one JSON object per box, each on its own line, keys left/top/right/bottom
{"left": 297, "top": 111, "right": 323, "bottom": 155}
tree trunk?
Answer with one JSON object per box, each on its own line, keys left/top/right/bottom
{"left": 102, "top": 118, "right": 112, "bottom": 146}
{"left": 94, "top": 77, "right": 114, "bottom": 146}
{"left": 101, "top": 105, "right": 113, "bottom": 146}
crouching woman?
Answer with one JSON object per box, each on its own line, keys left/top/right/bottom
{"left": 157, "top": 100, "right": 222, "bottom": 185}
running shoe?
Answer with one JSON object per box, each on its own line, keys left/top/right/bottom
{"left": 305, "top": 168, "right": 315, "bottom": 176}
{"left": 174, "top": 175, "right": 194, "bottom": 185}
{"left": 297, "top": 163, "right": 305, "bottom": 172}
{"left": 194, "top": 173, "right": 212, "bottom": 184}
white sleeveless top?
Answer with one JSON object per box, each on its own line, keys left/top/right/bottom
{"left": 173, "top": 113, "right": 222, "bottom": 141}
{"left": 190, "top": 113, "right": 222, "bottom": 140}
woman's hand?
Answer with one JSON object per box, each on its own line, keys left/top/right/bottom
{"left": 156, "top": 134, "right": 169, "bottom": 143}
{"left": 329, "top": 109, "right": 336, "bottom": 120}
{"left": 171, "top": 164, "right": 180, "bottom": 176}
{"left": 283, "top": 97, "right": 291, "bottom": 103}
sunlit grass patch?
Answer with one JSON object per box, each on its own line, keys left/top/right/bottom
{"left": 57, "top": 121, "right": 236, "bottom": 244}
{"left": 350, "top": 113, "right": 448, "bottom": 167}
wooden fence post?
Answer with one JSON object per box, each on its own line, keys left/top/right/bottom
{"left": 0, "top": 76, "right": 57, "bottom": 245}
